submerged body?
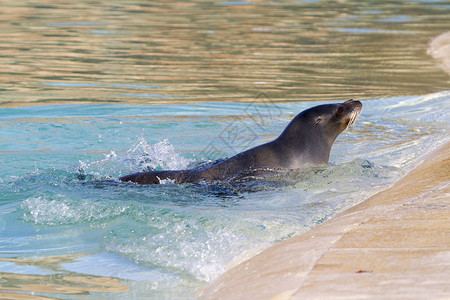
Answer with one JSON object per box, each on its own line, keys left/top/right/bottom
{"left": 120, "top": 99, "right": 362, "bottom": 184}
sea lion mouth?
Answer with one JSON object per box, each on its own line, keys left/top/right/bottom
{"left": 343, "top": 99, "right": 362, "bottom": 128}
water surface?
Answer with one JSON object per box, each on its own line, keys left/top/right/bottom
{"left": 1, "top": 92, "right": 449, "bottom": 298}
{"left": 1, "top": 0, "right": 449, "bottom": 106}
{"left": 1, "top": 0, "right": 450, "bottom": 299}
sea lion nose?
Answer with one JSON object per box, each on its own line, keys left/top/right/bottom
{"left": 344, "top": 99, "right": 362, "bottom": 107}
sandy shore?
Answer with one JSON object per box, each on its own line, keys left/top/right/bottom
{"left": 199, "top": 141, "right": 450, "bottom": 299}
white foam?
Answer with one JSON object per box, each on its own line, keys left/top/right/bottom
{"left": 21, "top": 196, "right": 128, "bottom": 225}
{"left": 78, "top": 138, "right": 194, "bottom": 177}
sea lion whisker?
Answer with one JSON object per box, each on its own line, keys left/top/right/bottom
{"left": 349, "top": 109, "right": 360, "bottom": 125}
{"left": 350, "top": 112, "right": 356, "bottom": 125}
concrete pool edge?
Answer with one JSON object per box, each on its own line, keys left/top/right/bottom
{"left": 199, "top": 141, "right": 450, "bottom": 299}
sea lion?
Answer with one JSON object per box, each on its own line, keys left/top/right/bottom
{"left": 119, "top": 99, "right": 362, "bottom": 184}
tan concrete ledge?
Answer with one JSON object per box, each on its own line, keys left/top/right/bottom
{"left": 199, "top": 141, "right": 450, "bottom": 300}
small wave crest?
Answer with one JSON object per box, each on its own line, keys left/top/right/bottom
{"left": 20, "top": 195, "right": 129, "bottom": 226}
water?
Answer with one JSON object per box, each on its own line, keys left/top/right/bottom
{"left": 1, "top": 0, "right": 450, "bottom": 299}
{"left": 1, "top": 91, "right": 449, "bottom": 298}
{"left": 1, "top": 0, "right": 450, "bottom": 107}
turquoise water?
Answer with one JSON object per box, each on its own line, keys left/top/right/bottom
{"left": 1, "top": 92, "right": 449, "bottom": 298}
{"left": 1, "top": 0, "right": 450, "bottom": 297}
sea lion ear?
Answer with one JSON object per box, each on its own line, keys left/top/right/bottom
{"left": 314, "top": 117, "right": 322, "bottom": 126}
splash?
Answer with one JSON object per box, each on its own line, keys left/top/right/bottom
{"left": 122, "top": 138, "right": 194, "bottom": 172}
{"left": 105, "top": 210, "right": 297, "bottom": 282}
{"left": 78, "top": 138, "right": 195, "bottom": 178}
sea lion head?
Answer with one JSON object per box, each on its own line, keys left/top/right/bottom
{"left": 281, "top": 99, "right": 362, "bottom": 139}
{"left": 311, "top": 99, "right": 362, "bottom": 139}
{"left": 276, "top": 99, "right": 362, "bottom": 166}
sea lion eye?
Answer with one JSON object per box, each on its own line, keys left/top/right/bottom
{"left": 337, "top": 106, "right": 344, "bottom": 114}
